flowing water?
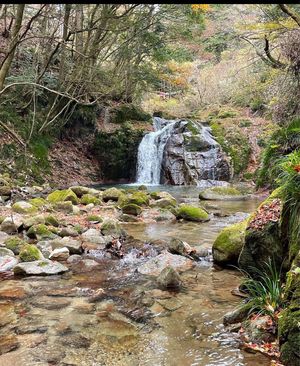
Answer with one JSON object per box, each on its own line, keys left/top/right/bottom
{"left": 136, "top": 117, "right": 177, "bottom": 184}
{"left": 0, "top": 186, "right": 271, "bottom": 366}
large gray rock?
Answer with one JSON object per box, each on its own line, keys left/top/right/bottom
{"left": 137, "top": 250, "right": 194, "bottom": 276}
{"left": 0, "top": 248, "right": 15, "bottom": 257}
{"left": 13, "top": 259, "right": 68, "bottom": 276}
{"left": 0, "top": 256, "right": 18, "bottom": 272}
{"left": 50, "top": 237, "right": 82, "bottom": 254}
{"left": 81, "top": 228, "right": 106, "bottom": 246}
{"left": 160, "top": 119, "right": 232, "bottom": 185}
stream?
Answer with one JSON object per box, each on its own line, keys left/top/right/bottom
{"left": 0, "top": 185, "right": 271, "bottom": 366}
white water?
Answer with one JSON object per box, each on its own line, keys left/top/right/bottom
{"left": 136, "top": 117, "right": 177, "bottom": 184}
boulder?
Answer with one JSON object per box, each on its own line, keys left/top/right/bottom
{"left": 59, "top": 227, "right": 78, "bottom": 238}
{"left": 47, "top": 189, "right": 78, "bottom": 204}
{"left": 0, "top": 220, "right": 18, "bottom": 234}
{"left": 118, "top": 214, "right": 139, "bottom": 223}
{"left": 4, "top": 236, "right": 27, "bottom": 254}
{"left": 69, "top": 186, "right": 90, "bottom": 198}
{"left": 53, "top": 201, "right": 74, "bottom": 213}
{"left": 28, "top": 198, "right": 48, "bottom": 208}
{"left": 0, "top": 247, "right": 14, "bottom": 257}
{"left": 199, "top": 186, "right": 246, "bottom": 201}
{"left": 121, "top": 204, "right": 142, "bottom": 216}
{"left": 50, "top": 237, "right": 82, "bottom": 254}
{"left": 19, "top": 244, "right": 43, "bottom": 262}
{"left": 0, "top": 256, "right": 18, "bottom": 272}
{"left": 80, "top": 194, "right": 101, "bottom": 205}
{"left": 168, "top": 238, "right": 197, "bottom": 258}
{"left": 156, "top": 266, "right": 182, "bottom": 289}
{"left": 175, "top": 204, "right": 209, "bottom": 222}
{"left": 212, "top": 219, "right": 248, "bottom": 266}
{"left": 27, "top": 224, "right": 56, "bottom": 240}
{"left": 23, "top": 215, "right": 46, "bottom": 229}
{"left": 49, "top": 247, "right": 69, "bottom": 261}
{"left": 101, "top": 219, "right": 125, "bottom": 238}
{"left": 81, "top": 228, "right": 105, "bottom": 246}
{"left": 102, "top": 187, "right": 123, "bottom": 202}
{"left": 14, "top": 259, "right": 68, "bottom": 276}
{"left": 12, "top": 201, "right": 37, "bottom": 214}
{"left": 137, "top": 250, "right": 194, "bottom": 276}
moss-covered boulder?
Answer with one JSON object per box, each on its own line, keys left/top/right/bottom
{"left": 47, "top": 189, "right": 78, "bottom": 205}
{"left": 102, "top": 187, "right": 123, "bottom": 202}
{"left": 12, "top": 201, "right": 38, "bottom": 214}
{"left": 87, "top": 215, "right": 103, "bottom": 223}
{"left": 238, "top": 197, "right": 286, "bottom": 278}
{"left": 80, "top": 194, "right": 101, "bottom": 205}
{"left": 28, "top": 198, "right": 48, "bottom": 208}
{"left": 118, "top": 214, "right": 139, "bottom": 223}
{"left": 23, "top": 215, "right": 46, "bottom": 229}
{"left": 128, "top": 192, "right": 149, "bottom": 206}
{"left": 199, "top": 186, "right": 246, "bottom": 201}
{"left": 53, "top": 201, "right": 74, "bottom": 213}
{"left": 27, "top": 224, "right": 56, "bottom": 240}
{"left": 19, "top": 244, "right": 43, "bottom": 262}
{"left": 121, "top": 204, "right": 142, "bottom": 216}
{"left": 69, "top": 186, "right": 90, "bottom": 198}
{"left": 4, "top": 237, "right": 27, "bottom": 255}
{"left": 101, "top": 219, "right": 125, "bottom": 237}
{"left": 45, "top": 215, "right": 60, "bottom": 227}
{"left": 213, "top": 219, "right": 248, "bottom": 266}
{"left": 278, "top": 252, "right": 300, "bottom": 366}
{"left": 175, "top": 205, "right": 209, "bottom": 222}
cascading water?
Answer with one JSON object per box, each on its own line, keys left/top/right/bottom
{"left": 136, "top": 117, "right": 177, "bottom": 184}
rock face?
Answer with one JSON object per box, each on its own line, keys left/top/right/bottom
{"left": 161, "top": 120, "right": 232, "bottom": 185}
{"left": 136, "top": 117, "right": 232, "bottom": 185}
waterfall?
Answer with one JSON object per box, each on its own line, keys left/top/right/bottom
{"left": 136, "top": 117, "right": 177, "bottom": 184}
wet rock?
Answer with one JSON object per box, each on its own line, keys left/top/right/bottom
{"left": 59, "top": 227, "right": 78, "bottom": 237}
{"left": 50, "top": 237, "right": 82, "bottom": 254}
{"left": 0, "top": 256, "right": 18, "bottom": 271}
{"left": 119, "top": 214, "right": 139, "bottom": 223}
{"left": 16, "top": 333, "right": 47, "bottom": 348}
{"left": 12, "top": 201, "right": 37, "bottom": 214}
{"left": 0, "top": 334, "right": 19, "bottom": 355}
{"left": 15, "top": 323, "right": 48, "bottom": 335}
{"left": 213, "top": 219, "right": 248, "bottom": 266}
{"left": 81, "top": 228, "right": 105, "bottom": 246}
{"left": 168, "top": 238, "right": 197, "bottom": 259}
{"left": 67, "top": 254, "right": 82, "bottom": 264}
{"left": 61, "top": 333, "right": 91, "bottom": 348}
{"left": 175, "top": 204, "right": 209, "bottom": 222}
{"left": 156, "top": 297, "right": 183, "bottom": 311}
{"left": 0, "top": 284, "right": 28, "bottom": 299}
{"left": 81, "top": 259, "right": 100, "bottom": 270}
{"left": 199, "top": 186, "right": 246, "bottom": 201}
{"left": 49, "top": 247, "right": 69, "bottom": 261}
{"left": 223, "top": 307, "right": 249, "bottom": 325}
{"left": 137, "top": 250, "right": 194, "bottom": 276}
{"left": 13, "top": 259, "right": 68, "bottom": 276}
{"left": 242, "top": 316, "right": 276, "bottom": 343}
{"left": 156, "top": 265, "right": 182, "bottom": 289}
{"left": 0, "top": 247, "right": 15, "bottom": 257}
{"left": 31, "top": 344, "right": 66, "bottom": 363}
{"left": 31, "top": 296, "right": 71, "bottom": 310}
{"left": 0, "top": 303, "right": 17, "bottom": 327}
{"left": 0, "top": 231, "right": 9, "bottom": 245}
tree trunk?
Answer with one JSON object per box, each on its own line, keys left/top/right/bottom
{"left": 0, "top": 4, "right": 25, "bottom": 90}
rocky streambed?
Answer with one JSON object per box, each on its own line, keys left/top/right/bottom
{"left": 0, "top": 182, "right": 271, "bottom": 366}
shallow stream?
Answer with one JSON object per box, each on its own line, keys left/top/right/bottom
{"left": 0, "top": 185, "right": 271, "bottom": 366}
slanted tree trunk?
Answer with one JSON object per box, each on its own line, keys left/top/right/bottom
{"left": 0, "top": 4, "right": 25, "bottom": 90}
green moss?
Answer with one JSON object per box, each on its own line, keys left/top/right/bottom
{"left": 102, "top": 187, "right": 123, "bottom": 202}
{"left": 12, "top": 201, "right": 38, "bottom": 214}
{"left": 138, "top": 185, "right": 147, "bottom": 191}
{"left": 199, "top": 186, "right": 244, "bottom": 200}
{"left": 150, "top": 191, "right": 160, "bottom": 200}
{"left": 87, "top": 215, "right": 103, "bottom": 222}
{"left": 28, "top": 197, "right": 47, "bottom": 208}
{"left": 128, "top": 192, "right": 149, "bottom": 206}
{"left": 210, "top": 186, "right": 241, "bottom": 195}
{"left": 27, "top": 224, "right": 54, "bottom": 239}
{"left": 53, "top": 201, "right": 73, "bottom": 213}
{"left": 4, "top": 236, "right": 27, "bottom": 254}
{"left": 73, "top": 224, "right": 83, "bottom": 234}
{"left": 110, "top": 104, "right": 151, "bottom": 124}
{"left": 45, "top": 215, "right": 60, "bottom": 227}
{"left": 47, "top": 189, "right": 78, "bottom": 204}
{"left": 212, "top": 219, "right": 248, "bottom": 265}
{"left": 121, "top": 204, "right": 142, "bottom": 216}
{"left": 80, "top": 194, "right": 101, "bottom": 205}
{"left": 186, "top": 121, "right": 199, "bottom": 135}
{"left": 19, "top": 244, "right": 43, "bottom": 262}
{"left": 176, "top": 205, "right": 209, "bottom": 222}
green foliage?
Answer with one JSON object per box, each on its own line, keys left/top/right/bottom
{"left": 110, "top": 104, "right": 151, "bottom": 124}
{"left": 238, "top": 259, "right": 285, "bottom": 320}
{"left": 257, "top": 119, "right": 300, "bottom": 188}
{"left": 92, "top": 123, "right": 144, "bottom": 180}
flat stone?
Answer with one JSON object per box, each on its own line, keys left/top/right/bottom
{"left": 15, "top": 323, "right": 48, "bottom": 335}
{"left": 50, "top": 237, "right": 82, "bottom": 254}
{"left": 31, "top": 296, "right": 71, "bottom": 310}
{"left": 137, "top": 250, "right": 194, "bottom": 276}
{"left": 0, "top": 334, "right": 19, "bottom": 355}
{"left": 81, "top": 228, "right": 106, "bottom": 245}
{"left": 0, "top": 285, "right": 27, "bottom": 300}
{"left": 0, "top": 303, "right": 17, "bottom": 327}
{"left": 13, "top": 259, "right": 68, "bottom": 276}
{"left": 49, "top": 247, "right": 69, "bottom": 261}
{"left": 0, "top": 256, "right": 18, "bottom": 272}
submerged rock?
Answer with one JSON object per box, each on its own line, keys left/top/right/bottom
{"left": 156, "top": 265, "right": 182, "bottom": 289}
{"left": 137, "top": 250, "right": 194, "bottom": 276}
{"left": 13, "top": 259, "right": 68, "bottom": 276}
{"left": 199, "top": 186, "right": 246, "bottom": 201}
